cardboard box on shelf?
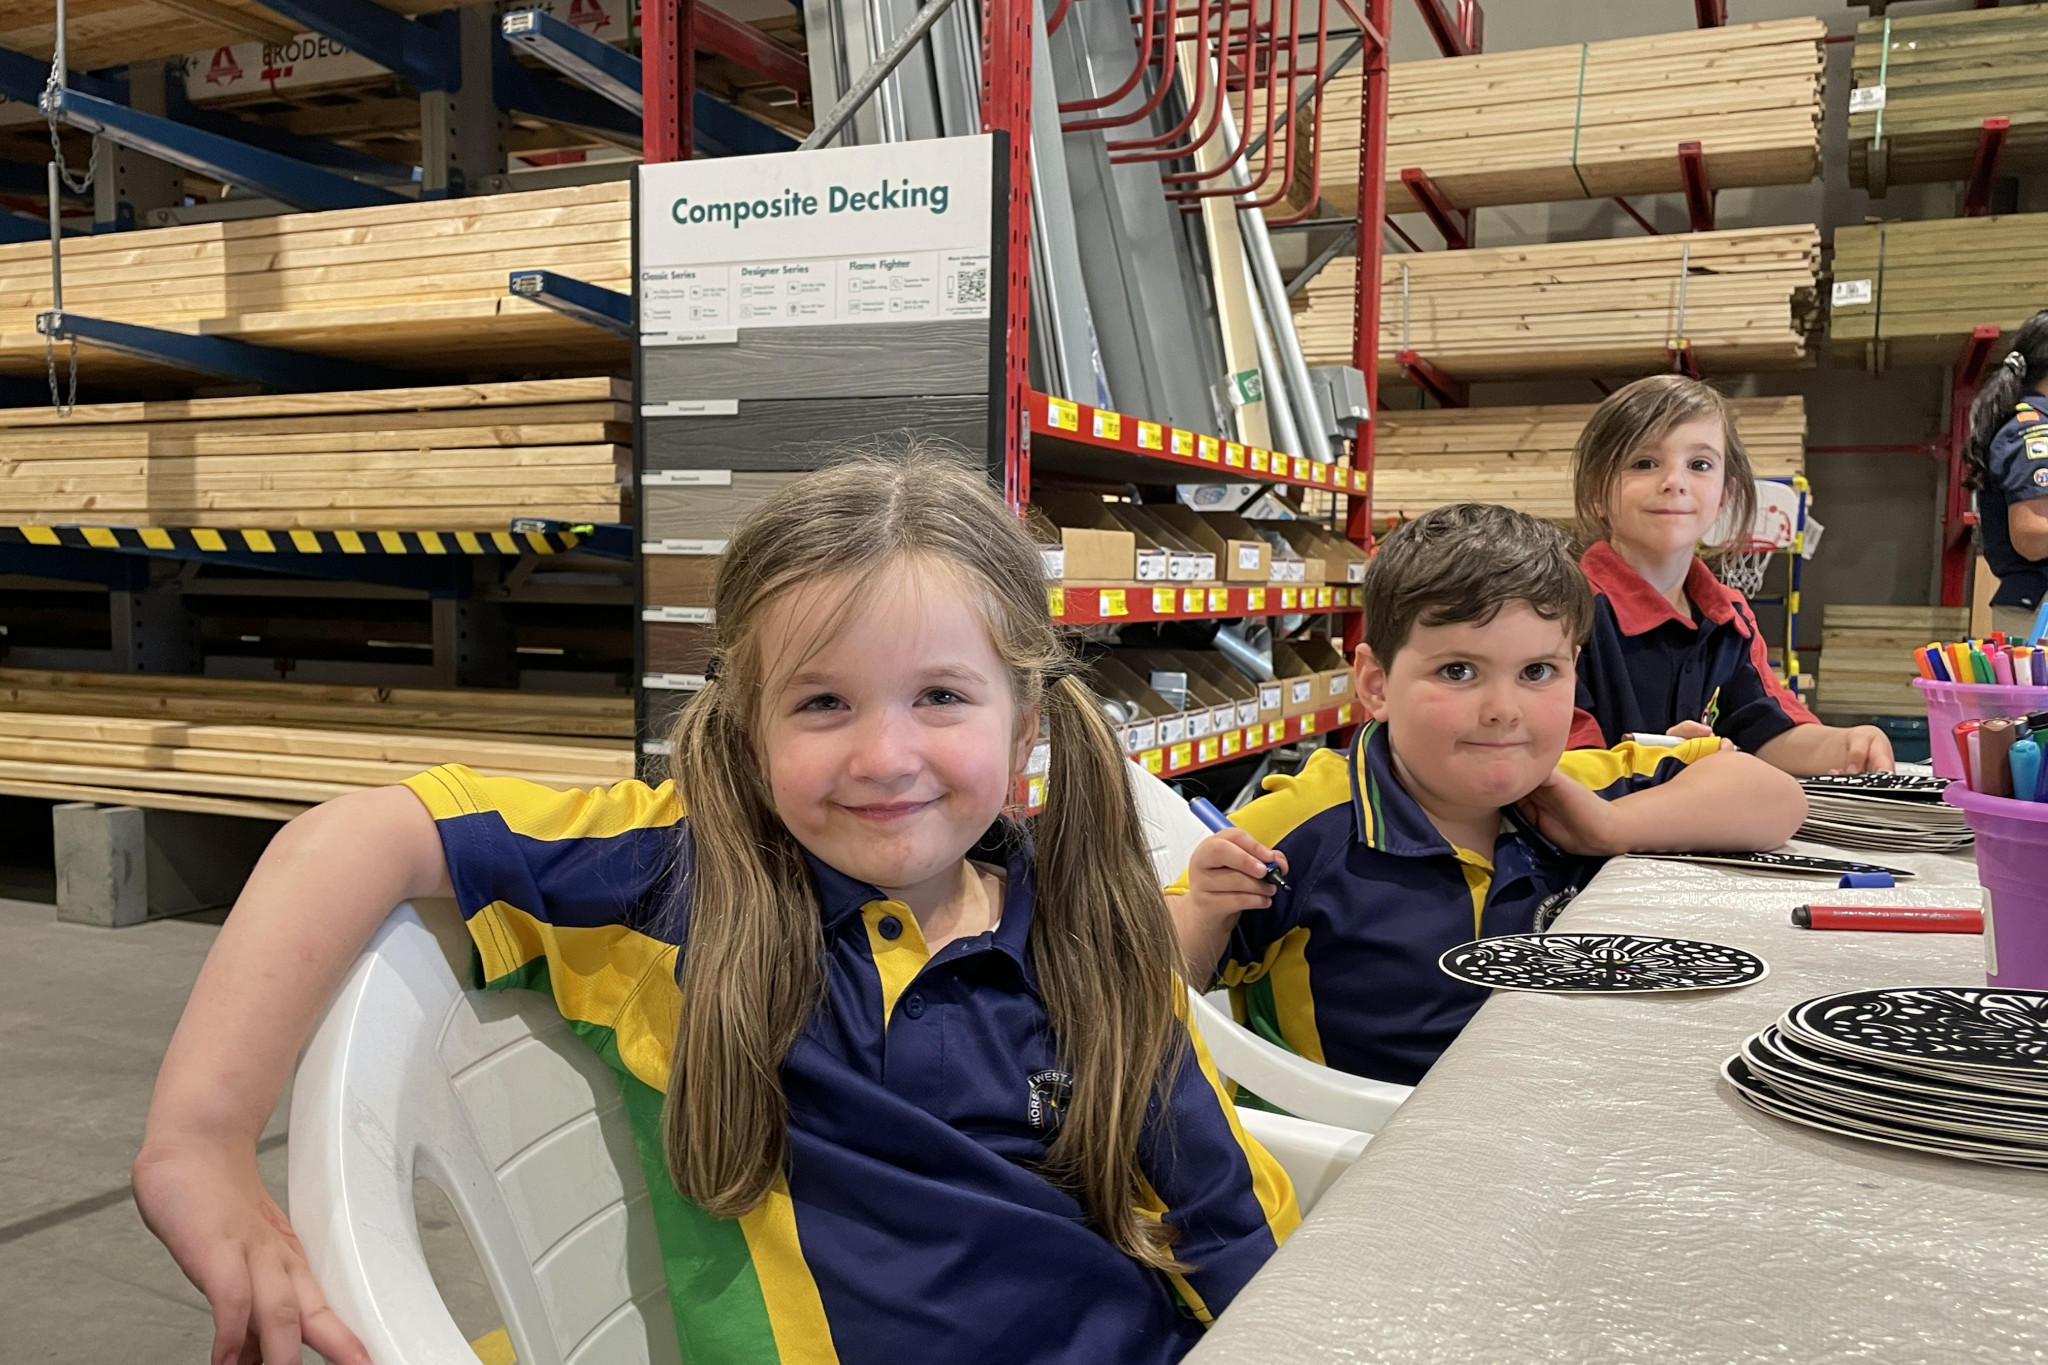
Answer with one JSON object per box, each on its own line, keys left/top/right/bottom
{"left": 1271, "top": 642, "right": 1324, "bottom": 717}
{"left": 1084, "top": 655, "right": 1177, "bottom": 754}
{"left": 1027, "top": 501, "right": 1139, "bottom": 583}
{"left": 1288, "top": 636, "right": 1355, "bottom": 706}
{"left": 1171, "top": 649, "right": 1261, "bottom": 732}
{"left": 1152, "top": 505, "right": 1266, "bottom": 583}
{"left": 1274, "top": 522, "right": 1369, "bottom": 585}
{"left": 1193, "top": 509, "right": 1274, "bottom": 582}
{"left": 1121, "top": 649, "right": 1236, "bottom": 740}
{"left": 1107, "top": 505, "right": 1210, "bottom": 584}
{"left": 1251, "top": 527, "right": 1307, "bottom": 584}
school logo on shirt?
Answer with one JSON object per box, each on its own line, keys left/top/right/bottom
{"left": 2035, "top": 467, "right": 2048, "bottom": 488}
{"left": 1026, "top": 1068, "right": 1072, "bottom": 1133}
{"left": 2026, "top": 434, "right": 2048, "bottom": 461}
{"left": 1534, "top": 888, "right": 1579, "bottom": 931}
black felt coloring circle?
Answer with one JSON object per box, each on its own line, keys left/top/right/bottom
{"left": 1787, "top": 988, "right": 2048, "bottom": 1079}
{"left": 1437, "top": 933, "right": 1769, "bottom": 994}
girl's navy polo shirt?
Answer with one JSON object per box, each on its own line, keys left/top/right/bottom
{"left": 404, "top": 764, "right": 1296, "bottom": 1365}
{"left": 1568, "top": 540, "right": 1817, "bottom": 754}
{"left": 1982, "top": 400, "right": 2048, "bottom": 611}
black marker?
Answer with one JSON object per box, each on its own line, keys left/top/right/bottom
{"left": 1190, "top": 797, "right": 1286, "bottom": 889}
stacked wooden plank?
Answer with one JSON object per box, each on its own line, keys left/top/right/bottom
{"left": 0, "top": 377, "right": 627, "bottom": 529}
{"left": 1294, "top": 227, "right": 1820, "bottom": 381}
{"left": 1310, "top": 18, "right": 1823, "bottom": 217}
{"left": 1370, "top": 396, "right": 1806, "bottom": 523}
{"left": 1816, "top": 605, "right": 1970, "bottom": 716}
{"left": 1849, "top": 4, "right": 2048, "bottom": 196}
{"left": 0, "top": 668, "right": 635, "bottom": 819}
{"left": 0, "top": 183, "right": 630, "bottom": 385}
{"left": 1829, "top": 213, "right": 2048, "bottom": 369}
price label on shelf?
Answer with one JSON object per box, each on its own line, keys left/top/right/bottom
{"left": 1171, "top": 429, "right": 1195, "bottom": 457}
{"left": 1832, "top": 278, "right": 1873, "bottom": 307}
{"left": 1310, "top": 463, "right": 1330, "bottom": 484}
{"left": 1141, "top": 749, "right": 1164, "bottom": 774}
{"left": 1137, "top": 421, "right": 1163, "bottom": 450}
{"left": 1092, "top": 409, "right": 1121, "bottom": 441}
{"left": 1292, "top": 457, "right": 1311, "bottom": 481}
{"left": 1183, "top": 588, "right": 1204, "bottom": 614}
{"left": 1047, "top": 397, "right": 1080, "bottom": 431}
{"left": 1047, "top": 587, "right": 1065, "bottom": 618}
{"left": 1301, "top": 711, "right": 1318, "bottom": 736}
{"left": 1221, "top": 729, "right": 1241, "bottom": 757}
{"left": 1207, "top": 587, "right": 1229, "bottom": 612}
{"left": 1281, "top": 588, "right": 1299, "bottom": 610}
{"left": 1250, "top": 449, "right": 1269, "bottom": 473}
{"left": 1197, "top": 435, "right": 1220, "bottom": 463}
{"left": 1197, "top": 737, "right": 1219, "bottom": 764}
{"left": 1848, "top": 84, "right": 1885, "bottom": 114}
{"left": 1100, "top": 588, "right": 1128, "bottom": 617}
{"left": 1339, "top": 702, "right": 1355, "bottom": 725}
{"left": 1267, "top": 720, "right": 1285, "bottom": 745}
{"left": 1170, "top": 742, "right": 1194, "bottom": 770}
{"left": 1224, "top": 442, "right": 1246, "bottom": 469}
{"left": 1248, "top": 588, "right": 1266, "bottom": 611}
{"left": 1153, "top": 587, "right": 1176, "bottom": 615}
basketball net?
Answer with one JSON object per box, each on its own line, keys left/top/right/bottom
{"left": 1708, "top": 480, "right": 1801, "bottom": 599}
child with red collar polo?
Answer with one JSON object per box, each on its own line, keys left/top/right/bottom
{"left": 1167, "top": 504, "right": 1806, "bottom": 1086}
{"left": 1566, "top": 375, "right": 1894, "bottom": 776}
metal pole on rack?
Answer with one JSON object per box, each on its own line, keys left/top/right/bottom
{"left": 1244, "top": 252, "right": 1305, "bottom": 459}
{"left": 982, "top": 0, "right": 1034, "bottom": 512}
{"left": 801, "top": 0, "right": 967, "bottom": 150}
{"left": 644, "top": 0, "right": 694, "bottom": 162}
{"left": 1345, "top": 0, "right": 1391, "bottom": 605}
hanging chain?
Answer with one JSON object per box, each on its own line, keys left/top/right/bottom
{"left": 43, "top": 0, "right": 91, "bottom": 417}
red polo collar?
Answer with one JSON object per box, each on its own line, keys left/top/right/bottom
{"left": 1580, "top": 540, "right": 1742, "bottom": 637}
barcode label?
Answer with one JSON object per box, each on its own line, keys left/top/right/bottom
{"left": 1832, "top": 279, "right": 1873, "bottom": 307}
{"left": 1849, "top": 85, "right": 1885, "bottom": 114}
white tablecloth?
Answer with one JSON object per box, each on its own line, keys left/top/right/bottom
{"left": 1189, "top": 844, "right": 2048, "bottom": 1365}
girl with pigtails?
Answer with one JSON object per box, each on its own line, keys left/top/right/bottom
{"left": 131, "top": 448, "right": 1297, "bottom": 1365}
{"left": 1965, "top": 310, "right": 2048, "bottom": 638}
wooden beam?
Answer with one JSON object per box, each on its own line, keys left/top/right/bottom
{"left": 145, "top": 0, "right": 298, "bottom": 44}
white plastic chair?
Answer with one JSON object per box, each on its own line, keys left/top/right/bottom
{"left": 1125, "top": 759, "right": 1415, "bottom": 1135}
{"left": 289, "top": 904, "right": 681, "bottom": 1365}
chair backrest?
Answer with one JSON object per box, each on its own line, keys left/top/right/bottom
{"left": 1119, "top": 759, "right": 1416, "bottom": 1135}
{"left": 1233, "top": 1108, "right": 1372, "bottom": 1213}
{"left": 290, "top": 905, "right": 681, "bottom": 1365}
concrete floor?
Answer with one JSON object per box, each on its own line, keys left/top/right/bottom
{"left": 0, "top": 883, "right": 505, "bottom": 1361}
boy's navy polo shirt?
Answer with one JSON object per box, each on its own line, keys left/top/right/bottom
{"left": 1168, "top": 723, "right": 1718, "bottom": 1087}
{"left": 405, "top": 764, "right": 1296, "bottom": 1365}
{"left": 1981, "top": 400, "right": 2048, "bottom": 610}
{"left": 1568, "top": 540, "right": 1817, "bottom": 755}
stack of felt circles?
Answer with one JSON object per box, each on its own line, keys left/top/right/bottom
{"left": 1795, "top": 773, "right": 1974, "bottom": 854}
{"left": 1725, "top": 988, "right": 2048, "bottom": 1169}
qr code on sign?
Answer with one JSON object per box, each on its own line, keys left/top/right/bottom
{"left": 955, "top": 265, "right": 988, "bottom": 308}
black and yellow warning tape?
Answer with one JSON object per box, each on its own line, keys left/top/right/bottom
{"left": 0, "top": 525, "right": 586, "bottom": 556}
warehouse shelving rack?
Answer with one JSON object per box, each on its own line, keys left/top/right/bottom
{"left": 630, "top": 0, "right": 1397, "bottom": 783}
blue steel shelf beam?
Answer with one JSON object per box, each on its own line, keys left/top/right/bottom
{"left": 36, "top": 313, "right": 412, "bottom": 392}
{"left": 241, "top": 0, "right": 461, "bottom": 90}
{"left": 40, "top": 88, "right": 405, "bottom": 212}
{"left": 508, "top": 270, "right": 633, "bottom": 338}
{"left": 0, "top": 44, "right": 122, "bottom": 103}
{"left": 502, "top": 10, "right": 642, "bottom": 114}
{"left": 161, "top": 82, "right": 416, "bottom": 187}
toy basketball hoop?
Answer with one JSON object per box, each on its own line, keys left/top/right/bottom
{"left": 1708, "top": 480, "right": 1801, "bottom": 598}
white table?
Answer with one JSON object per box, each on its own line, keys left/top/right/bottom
{"left": 1190, "top": 844, "right": 2048, "bottom": 1365}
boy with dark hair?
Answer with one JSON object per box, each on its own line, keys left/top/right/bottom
{"left": 1169, "top": 503, "right": 1806, "bottom": 1086}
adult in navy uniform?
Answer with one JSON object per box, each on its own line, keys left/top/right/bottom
{"left": 1967, "top": 311, "right": 2048, "bottom": 638}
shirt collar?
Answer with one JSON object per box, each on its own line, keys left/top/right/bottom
{"left": 1579, "top": 540, "right": 1739, "bottom": 634}
{"left": 1348, "top": 720, "right": 1458, "bottom": 858}
{"left": 805, "top": 827, "right": 1041, "bottom": 994}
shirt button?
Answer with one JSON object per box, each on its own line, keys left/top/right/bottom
{"left": 878, "top": 915, "right": 902, "bottom": 940}
{"left": 902, "top": 993, "right": 925, "bottom": 1019}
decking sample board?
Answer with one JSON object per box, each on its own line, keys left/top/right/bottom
{"left": 642, "top": 322, "right": 991, "bottom": 402}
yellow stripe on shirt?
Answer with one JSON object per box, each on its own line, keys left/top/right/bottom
{"left": 406, "top": 765, "right": 686, "bottom": 841}
{"left": 1176, "top": 992, "right": 1302, "bottom": 1250}
{"left": 1555, "top": 736, "right": 1720, "bottom": 791}
{"left": 467, "top": 899, "right": 681, "bottom": 1093}
{"left": 738, "top": 1176, "right": 840, "bottom": 1365}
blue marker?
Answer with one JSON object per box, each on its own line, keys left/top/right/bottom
{"left": 1189, "top": 797, "right": 1287, "bottom": 889}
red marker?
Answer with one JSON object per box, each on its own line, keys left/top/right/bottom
{"left": 1791, "top": 905, "right": 1983, "bottom": 934}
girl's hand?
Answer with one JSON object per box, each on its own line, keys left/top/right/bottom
{"left": 1663, "top": 721, "right": 1715, "bottom": 740}
{"left": 1515, "top": 767, "right": 1627, "bottom": 857}
{"left": 133, "top": 1140, "right": 370, "bottom": 1365}
{"left": 1184, "top": 829, "right": 1289, "bottom": 920}
{"left": 1831, "top": 724, "right": 1896, "bottom": 775}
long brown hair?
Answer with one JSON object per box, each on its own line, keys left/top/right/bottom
{"left": 1571, "top": 374, "right": 1756, "bottom": 553}
{"left": 663, "top": 446, "right": 1185, "bottom": 1269}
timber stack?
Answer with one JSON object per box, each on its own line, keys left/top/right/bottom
{"left": 1849, "top": 4, "right": 2048, "bottom": 197}
{"left": 1830, "top": 213, "right": 2048, "bottom": 369}
{"left": 1370, "top": 396, "right": 1806, "bottom": 523}
{"left": 1293, "top": 226, "right": 1821, "bottom": 380}
{"left": 1308, "top": 17, "right": 1823, "bottom": 217}
{"left": 1815, "top": 606, "right": 1971, "bottom": 716}
{"left": 0, "top": 184, "right": 631, "bottom": 386}
{"left": 0, "top": 378, "right": 628, "bottom": 530}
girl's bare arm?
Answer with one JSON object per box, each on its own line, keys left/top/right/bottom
{"left": 133, "top": 785, "right": 452, "bottom": 1365}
